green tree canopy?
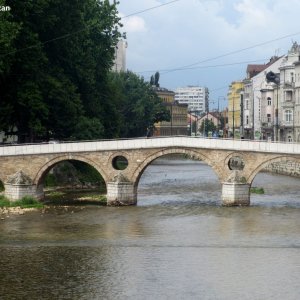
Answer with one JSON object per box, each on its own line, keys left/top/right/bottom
{"left": 200, "top": 118, "right": 217, "bottom": 136}
{"left": 108, "top": 71, "right": 170, "bottom": 138}
{"left": 0, "top": 0, "right": 121, "bottom": 142}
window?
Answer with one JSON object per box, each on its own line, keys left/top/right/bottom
{"left": 285, "top": 110, "right": 293, "bottom": 123}
{"left": 267, "top": 114, "right": 271, "bottom": 123}
{"left": 267, "top": 97, "right": 272, "bottom": 106}
{"left": 246, "top": 115, "right": 249, "bottom": 125}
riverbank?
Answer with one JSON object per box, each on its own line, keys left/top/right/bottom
{"left": 0, "top": 206, "right": 39, "bottom": 217}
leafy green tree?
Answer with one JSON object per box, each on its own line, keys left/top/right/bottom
{"left": 0, "top": 0, "right": 122, "bottom": 142}
{"left": 200, "top": 119, "right": 217, "bottom": 136}
{"left": 154, "top": 71, "right": 160, "bottom": 87}
{"left": 0, "top": 0, "right": 19, "bottom": 73}
{"left": 109, "top": 71, "right": 170, "bottom": 138}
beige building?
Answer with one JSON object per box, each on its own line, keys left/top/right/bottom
{"left": 154, "top": 88, "right": 188, "bottom": 136}
{"left": 228, "top": 81, "right": 244, "bottom": 138}
{"left": 112, "top": 40, "right": 127, "bottom": 72}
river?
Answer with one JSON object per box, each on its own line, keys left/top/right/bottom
{"left": 1, "top": 158, "right": 300, "bottom": 299}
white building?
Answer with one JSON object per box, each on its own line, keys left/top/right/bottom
{"left": 174, "top": 86, "right": 209, "bottom": 115}
{"left": 243, "top": 42, "right": 300, "bottom": 142}
{"left": 278, "top": 42, "right": 300, "bottom": 142}
{"left": 112, "top": 40, "right": 127, "bottom": 72}
{"left": 0, "top": 130, "right": 17, "bottom": 144}
{"left": 252, "top": 56, "right": 285, "bottom": 140}
{"left": 243, "top": 56, "right": 283, "bottom": 139}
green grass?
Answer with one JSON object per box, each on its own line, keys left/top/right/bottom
{"left": 0, "top": 195, "right": 43, "bottom": 208}
{"left": 250, "top": 187, "right": 265, "bottom": 194}
{"left": 0, "top": 195, "right": 10, "bottom": 207}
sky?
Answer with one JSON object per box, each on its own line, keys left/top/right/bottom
{"left": 114, "top": 0, "right": 300, "bottom": 109}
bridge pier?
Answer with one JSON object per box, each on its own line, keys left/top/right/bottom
{"left": 4, "top": 171, "right": 44, "bottom": 201}
{"left": 106, "top": 173, "right": 137, "bottom": 206}
{"left": 221, "top": 182, "right": 250, "bottom": 206}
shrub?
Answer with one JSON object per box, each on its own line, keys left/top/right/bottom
{"left": 13, "top": 196, "right": 43, "bottom": 208}
{"left": 0, "top": 195, "right": 10, "bottom": 207}
{"left": 250, "top": 187, "right": 265, "bottom": 194}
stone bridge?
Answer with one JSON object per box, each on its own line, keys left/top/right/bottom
{"left": 1, "top": 136, "right": 300, "bottom": 206}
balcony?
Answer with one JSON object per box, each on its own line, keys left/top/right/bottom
{"left": 283, "top": 81, "right": 295, "bottom": 90}
{"left": 280, "top": 121, "right": 293, "bottom": 128}
{"left": 261, "top": 122, "right": 273, "bottom": 128}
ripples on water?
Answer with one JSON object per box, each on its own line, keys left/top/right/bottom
{"left": 1, "top": 158, "right": 300, "bottom": 300}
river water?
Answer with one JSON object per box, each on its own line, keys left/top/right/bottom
{"left": 1, "top": 158, "right": 300, "bottom": 300}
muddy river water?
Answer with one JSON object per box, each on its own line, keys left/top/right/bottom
{"left": 1, "top": 158, "right": 300, "bottom": 299}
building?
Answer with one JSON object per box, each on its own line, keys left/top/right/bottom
{"left": 294, "top": 60, "right": 300, "bottom": 142}
{"left": 227, "top": 81, "right": 244, "bottom": 138}
{"left": 0, "top": 129, "right": 17, "bottom": 144}
{"left": 197, "top": 112, "right": 221, "bottom": 137}
{"left": 251, "top": 56, "right": 283, "bottom": 140}
{"left": 153, "top": 87, "right": 188, "bottom": 136}
{"left": 243, "top": 56, "right": 282, "bottom": 139}
{"left": 112, "top": 40, "right": 127, "bottom": 72}
{"left": 278, "top": 42, "right": 300, "bottom": 142}
{"left": 174, "top": 86, "right": 209, "bottom": 116}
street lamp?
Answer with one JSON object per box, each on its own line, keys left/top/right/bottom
{"left": 217, "top": 96, "right": 226, "bottom": 136}
{"left": 266, "top": 71, "right": 280, "bottom": 141}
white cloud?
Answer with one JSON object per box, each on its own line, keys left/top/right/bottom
{"left": 122, "top": 16, "right": 147, "bottom": 33}
{"left": 116, "top": 0, "right": 300, "bottom": 100}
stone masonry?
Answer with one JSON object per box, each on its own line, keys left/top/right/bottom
{"left": 1, "top": 137, "right": 300, "bottom": 206}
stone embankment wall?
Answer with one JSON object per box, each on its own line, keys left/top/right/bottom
{"left": 263, "top": 161, "right": 300, "bottom": 178}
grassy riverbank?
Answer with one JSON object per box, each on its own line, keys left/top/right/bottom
{"left": 0, "top": 195, "right": 43, "bottom": 208}
{"left": 0, "top": 188, "right": 107, "bottom": 213}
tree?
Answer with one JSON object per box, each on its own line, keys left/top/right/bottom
{"left": 154, "top": 71, "right": 160, "bottom": 87}
{"left": 0, "top": 0, "right": 122, "bottom": 142}
{"left": 108, "top": 71, "right": 170, "bottom": 138}
{"left": 200, "top": 119, "right": 217, "bottom": 136}
{"left": 150, "top": 75, "right": 155, "bottom": 86}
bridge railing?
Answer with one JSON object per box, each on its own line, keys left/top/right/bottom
{"left": 1, "top": 136, "right": 300, "bottom": 156}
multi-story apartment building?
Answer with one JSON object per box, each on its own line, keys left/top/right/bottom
{"left": 227, "top": 81, "right": 244, "bottom": 138}
{"left": 278, "top": 42, "right": 300, "bottom": 142}
{"left": 112, "top": 40, "right": 128, "bottom": 72}
{"left": 294, "top": 60, "right": 300, "bottom": 142}
{"left": 240, "top": 42, "right": 300, "bottom": 142}
{"left": 252, "top": 56, "right": 283, "bottom": 141}
{"left": 243, "top": 57, "right": 282, "bottom": 139}
{"left": 174, "top": 86, "right": 209, "bottom": 116}
{"left": 154, "top": 87, "right": 188, "bottom": 136}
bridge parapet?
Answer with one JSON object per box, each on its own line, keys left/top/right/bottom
{"left": 2, "top": 137, "right": 300, "bottom": 156}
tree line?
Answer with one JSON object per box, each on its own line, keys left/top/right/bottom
{"left": 0, "top": 0, "right": 169, "bottom": 143}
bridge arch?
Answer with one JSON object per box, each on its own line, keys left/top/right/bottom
{"left": 247, "top": 155, "right": 300, "bottom": 184}
{"left": 131, "top": 147, "right": 222, "bottom": 190}
{"left": 34, "top": 154, "right": 109, "bottom": 186}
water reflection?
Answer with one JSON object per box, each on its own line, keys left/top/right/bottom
{"left": 1, "top": 158, "right": 300, "bottom": 299}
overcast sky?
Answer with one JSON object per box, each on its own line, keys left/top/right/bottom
{"left": 115, "top": 0, "right": 300, "bottom": 108}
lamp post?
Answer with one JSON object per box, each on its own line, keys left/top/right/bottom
{"left": 266, "top": 71, "right": 280, "bottom": 142}
{"left": 232, "top": 97, "right": 235, "bottom": 139}
{"left": 217, "top": 96, "right": 225, "bottom": 136}
{"left": 170, "top": 103, "right": 173, "bottom": 136}
{"left": 275, "top": 85, "right": 279, "bottom": 141}
{"left": 189, "top": 111, "right": 192, "bottom": 136}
